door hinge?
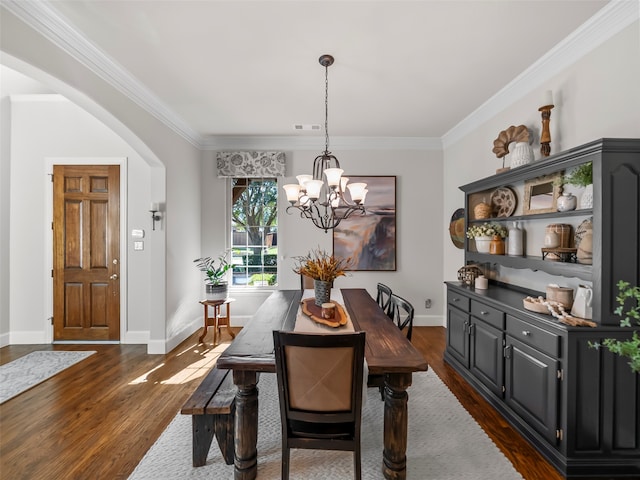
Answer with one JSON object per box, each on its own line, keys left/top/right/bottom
{"left": 556, "top": 429, "right": 563, "bottom": 441}
{"left": 502, "top": 385, "right": 506, "bottom": 393}
{"left": 49, "top": 317, "right": 54, "bottom": 325}
{"left": 49, "top": 174, "right": 54, "bottom": 182}
{"left": 503, "top": 345, "right": 512, "bottom": 359}
{"left": 557, "top": 369, "right": 564, "bottom": 380}
{"left": 51, "top": 269, "right": 54, "bottom": 278}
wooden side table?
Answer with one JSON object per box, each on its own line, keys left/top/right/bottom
{"left": 199, "top": 298, "right": 236, "bottom": 346}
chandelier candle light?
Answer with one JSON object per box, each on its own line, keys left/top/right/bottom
{"left": 283, "top": 55, "right": 367, "bottom": 232}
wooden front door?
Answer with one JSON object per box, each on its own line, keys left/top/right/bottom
{"left": 53, "top": 165, "right": 120, "bottom": 341}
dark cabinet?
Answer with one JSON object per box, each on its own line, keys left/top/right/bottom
{"left": 445, "top": 137, "right": 640, "bottom": 478}
{"left": 504, "top": 335, "right": 558, "bottom": 444}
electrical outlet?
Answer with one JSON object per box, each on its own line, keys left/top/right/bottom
{"left": 425, "top": 299, "right": 432, "bottom": 309}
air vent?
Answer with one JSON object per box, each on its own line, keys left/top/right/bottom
{"left": 293, "top": 124, "right": 321, "bottom": 131}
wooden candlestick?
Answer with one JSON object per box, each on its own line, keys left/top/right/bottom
{"left": 538, "top": 104, "right": 554, "bottom": 157}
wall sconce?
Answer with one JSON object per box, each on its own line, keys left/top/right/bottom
{"left": 149, "top": 202, "right": 161, "bottom": 231}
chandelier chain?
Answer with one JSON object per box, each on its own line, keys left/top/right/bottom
{"left": 324, "top": 62, "right": 330, "bottom": 153}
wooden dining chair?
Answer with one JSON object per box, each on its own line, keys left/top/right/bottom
{"left": 388, "top": 294, "right": 414, "bottom": 341}
{"left": 375, "top": 283, "right": 393, "bottom": 317}
{"left": 272, "top": 330, "right": 366, "bottom": 480}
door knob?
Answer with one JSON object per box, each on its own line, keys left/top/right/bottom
{"left": 110, "top": 274, "right": 119, "bottom": 280}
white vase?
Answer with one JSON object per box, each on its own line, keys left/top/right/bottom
{"left": 557, "top": 192, "right": 577, "bottom": 212}
{"left": 510, "top": 142, "right": 534, "bottom": 168}
{"left": 507, "top": 222, "right": 524, "bottom": 256}
{"left": 474, "top": 235, "right": 492, "bottom": 254}
{"left": 580, "top": 184, "right": 593, "bottom": 209}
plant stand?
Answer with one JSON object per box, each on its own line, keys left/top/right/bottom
{"left": 199, "top": 298, "right": 236, "bottom": 346}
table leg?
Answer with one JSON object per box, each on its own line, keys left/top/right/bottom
{"left": 225, "top": 303, "right": 236, "bottom": 340}
{"left": 198, "top": 303, "right": 208, "bottom": 344}
{"left": 232, "top": 370, "right": 259, "bottom": 480}
{"left": 382, "top": 372, "right": 413, "bottom": 480}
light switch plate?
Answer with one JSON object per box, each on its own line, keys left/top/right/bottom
{"left": 134, "top": 241, "right": 144, "bottom": 251}
{"left": 132, "top": 229, "right": 145, "bottom": 238}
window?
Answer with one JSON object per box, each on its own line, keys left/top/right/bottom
{"left": 230, "top": 178, "right": 278, "bottom": 287}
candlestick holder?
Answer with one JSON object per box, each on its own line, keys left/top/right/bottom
{"left": 538, "top": 103, "right": 554, "bottom": 157}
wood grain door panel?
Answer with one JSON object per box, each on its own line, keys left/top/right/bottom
{"left": 53, "top": 165, "right": 120, "bottom": 341}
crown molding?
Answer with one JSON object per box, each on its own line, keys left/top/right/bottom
{"left": 442, "top": 0, "right": 639, "bottom": 149}
{"left": 1, "top": 0, "right": 203, "bottom": 147}
{"left": 201, "top": 135, "right": 442, "bottom": 151}
{"left": 3, "top": 0, "right": 635, "bottom": 152}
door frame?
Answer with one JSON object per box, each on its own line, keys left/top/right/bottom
{"left": 45, "top": 157, "right": 128, "bottom": 343}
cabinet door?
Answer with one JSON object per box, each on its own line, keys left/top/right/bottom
{"left": 470, "top": 318, "right": 504, "bottom": 397}
{"left": 505, "top": 336, "right": 559, "bottom": 445}
{"left": 446, "top": 307, "right": 470, "bottom": 368}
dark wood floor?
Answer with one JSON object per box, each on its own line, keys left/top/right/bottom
{"left": 0, "top": 327, "right": 565, "bottom": 480}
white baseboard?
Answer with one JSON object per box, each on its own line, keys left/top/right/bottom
{"left": 414, "top": 315, "right": 445, "bottom": 327}
{"left": 8, "top": 330, "right": 48, "bottom": 344}
{"left": 0, "top": 332, "right": 10, "bottom": 348}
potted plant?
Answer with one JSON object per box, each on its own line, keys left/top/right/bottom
{"left": 590, "top": 280, "right": 640, "bottom": 374}
{"left": 466, "top": 222, "right": 507, "bottom": 254}
{"left": 293, "top": 248, "right": 353, "bottom": 306}
{"left": 562, "top": 161, "right": 593, "bottom": 209}
{"left": 194, "top": 250, "right": 232, "bottom": 300}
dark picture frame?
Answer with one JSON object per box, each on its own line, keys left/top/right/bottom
{"left": 333, "top": 176, "right": 396, "bottom": 271}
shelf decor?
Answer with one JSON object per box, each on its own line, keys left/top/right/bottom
{"left": 523, "top": 172, "right": 562, "bottom": 214}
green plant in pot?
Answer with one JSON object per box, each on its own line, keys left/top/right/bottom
{"left": 194, "top": 250, "right": 232, "bottom": 300}
{"left": 590, "top": 280, "right": 640, "bottom": 374}
{"left": 561, "top": 161, "right": 593, "bottom": 209}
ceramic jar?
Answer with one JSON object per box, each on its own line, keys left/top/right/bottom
{"left": 507, "top": 222, "right": 523, "bottom": 256}
{"left": 544, "top": 230, "right": 560, "bottom": 248}
{"left": 489, "top": 235, "right": 505, "bottom": 255}
{"left": 557, "top": 192, "right": 577, "bottom": 212}
{"left": 510, "top": 142, "right": 534, "bottom": 168}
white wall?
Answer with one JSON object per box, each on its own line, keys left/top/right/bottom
{"left": 443, "top": 19, "right": 640, "bottom": 297}
{"left": 201, "top": 148, "right": 445, "bottom": 326}
{"left": 1, "top": 9, "right": 204, "bottom": 353}
{"left": 6, "top": 95, "right": 153, "bottom": 343}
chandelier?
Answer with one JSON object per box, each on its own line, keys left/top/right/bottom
{"left": 283, "top": 54, "right": 367, "bottom": 232}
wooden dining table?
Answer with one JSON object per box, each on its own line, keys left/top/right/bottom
{"left": 216, "top": 288, "right": 429, "bottom": 480}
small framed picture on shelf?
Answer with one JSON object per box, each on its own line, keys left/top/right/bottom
{"left": 523, "top": 172, "right": 563, "bottom": 215}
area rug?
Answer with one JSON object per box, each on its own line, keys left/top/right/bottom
{"left": 129, "top": 369, "right": 523, "bottom": 479}
{"left": 0, "top": 350, "right": 96, "bottom": 404}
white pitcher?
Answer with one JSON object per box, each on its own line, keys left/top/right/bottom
{"left": 571, "top": 285, "right": 593, "bottom": 320}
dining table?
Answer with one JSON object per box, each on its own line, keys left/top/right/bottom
{"left": 216, "top": 288, "right": 429, "bottom": 480}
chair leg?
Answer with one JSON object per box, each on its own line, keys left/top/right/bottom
{"left": 281, "top": 444, "right": 290, "bottom": 480}
{"left": 354, "top": 445, "right": 362, "bottom": 480}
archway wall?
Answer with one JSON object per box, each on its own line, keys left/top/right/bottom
{"left": 1, "top": 7, "right": 203, "bottom": 353}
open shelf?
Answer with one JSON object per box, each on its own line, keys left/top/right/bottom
{"left": 468, "top": 208, "right": 593, "bottom": 224}
{"left": 466, "top": 252, "right": 592, "bottom": 281}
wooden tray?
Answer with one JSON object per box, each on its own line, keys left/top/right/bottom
{"left": 300, "top": 298, "right": 348, "bottom": 328}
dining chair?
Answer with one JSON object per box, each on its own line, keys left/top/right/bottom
{"left": 388, "top": 294, "right": 414, "bottom": 341}
{"left": 300, "top": 274, "right": 315, "bottom": 290}
{"left": 272, "top": 330, "right": 366, "bottom": 480}
{"left": 375, "top": 283, "right": 393, "bottom": 317}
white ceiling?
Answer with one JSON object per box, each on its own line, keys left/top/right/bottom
{"left": 2, "top": 1, "right": 612, "bottom": 146}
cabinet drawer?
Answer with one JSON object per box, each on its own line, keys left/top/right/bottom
{"left": 470, "top": 300, "right": 504, "bottom": 329}
{"left": 506, "top": 315, "right": 559, "bottom": 357}
{"left": 447, "top": 291, "right": 470, "bottom": 311}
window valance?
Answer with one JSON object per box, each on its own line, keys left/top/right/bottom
{"left": 216, "top": 151, "right": 286, "bottom": 178}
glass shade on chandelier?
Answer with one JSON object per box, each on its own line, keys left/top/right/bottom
{"left": 283, "top": 54, "right": 366, "bottom": 232}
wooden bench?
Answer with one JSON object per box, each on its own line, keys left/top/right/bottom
{"left": 180, "top": 367, "right": 236, "bottom": 467}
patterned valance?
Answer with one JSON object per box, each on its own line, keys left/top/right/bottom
{"left": 216, "top": 151, "right": 286, "bottom": 178}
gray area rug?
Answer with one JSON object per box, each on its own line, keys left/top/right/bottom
{"left": 0, "top": 350, "right": 96, "bottom": 404}
{"left": 129, "top": 369, "right": 523, "bottom": 479}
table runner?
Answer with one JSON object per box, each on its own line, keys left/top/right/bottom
{"left": 294, "top": 289, "right": 355, "bottom": 333}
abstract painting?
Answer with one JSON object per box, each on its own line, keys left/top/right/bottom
{"left": 333, "top": 176, "right": 396, "bottom": 271}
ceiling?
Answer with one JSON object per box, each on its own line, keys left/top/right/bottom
{"left": 3, "top": 1, "right": 610, "bottom": 146}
